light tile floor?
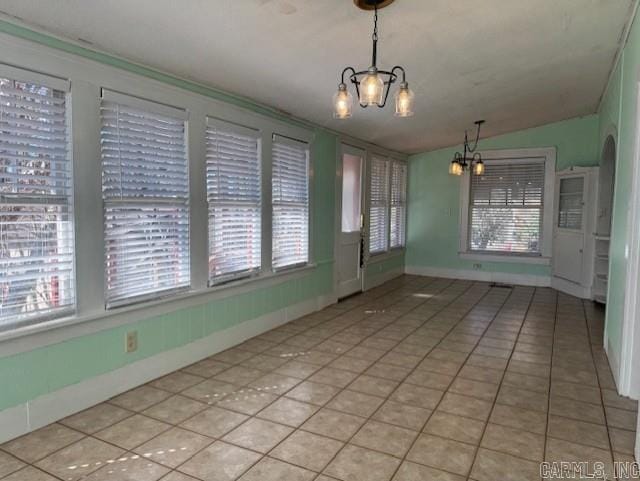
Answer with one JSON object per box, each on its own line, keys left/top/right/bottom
{"left": 2, "top": 275, "right": 638, "bottom": 481}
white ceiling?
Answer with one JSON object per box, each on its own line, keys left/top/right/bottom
{"left": 0, "top": 0, "right": 633, "bottom": 153}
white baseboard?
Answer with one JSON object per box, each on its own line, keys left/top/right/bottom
{"left": 0, "top": 292, "right": 337, "bottom": 444}
{"left": 364, "top": 265, "right": 404, "bottom": 291}
{"left": 405, "top": 265, "right": 551, "bottom": 287}
{"left": 550, "top": 276, "right": 592, "bottom": 299}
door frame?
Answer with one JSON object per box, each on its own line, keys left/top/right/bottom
{"left": 620, "top": 86, "right": 640, "bottom": 400}
{"left": 335, "top": 143, "right": 367, "bottom": 298}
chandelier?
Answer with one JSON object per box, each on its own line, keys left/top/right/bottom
{"left": 333, "top": 0, "right": 414, "bottom": 119}
{"left": 449, "top": 120, "right": 486, "bottom": 176}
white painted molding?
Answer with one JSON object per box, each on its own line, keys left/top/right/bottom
{"left": 0, "top": 292, "right": 337, "bottom": 444}
{"left": 550, "top": 276, "right": 591, "bottom": 300}
{"left": 404, "top": 265, "right": 551, "bottom": 287}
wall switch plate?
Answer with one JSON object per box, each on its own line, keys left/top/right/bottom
{"left": 126, "top": 331, "right": 138, "bottom": 353}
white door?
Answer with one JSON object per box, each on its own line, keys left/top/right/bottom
{"left": 338, "top": 146, "right": 365, "bottom": 298}
{"left": 553, "top": 174, "right": 586, "bottom": 284}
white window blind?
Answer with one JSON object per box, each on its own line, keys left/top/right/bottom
{"left": 469, "top": 161, "right": 545, "bottom": 254}
{"left": 272, "top": 134, "right": 309, "bottom": 270}
{"left": 206, "top": 119, "right": 261, "bottom": 283}
{"left": 101, "top": 91, "right": 190, "bottom": 306}
{"left": 390, "top": 161, "right": 407, "bottom": 248}
{"left": 0, "top": 73, "right": 74, "bottom": 328}
{"left": 369, "top": 156, "right": 389, "bottom": 254}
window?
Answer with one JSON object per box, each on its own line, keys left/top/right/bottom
{"left": 206, "top": 118, "right": 261, "bottom": 283}
{"left": 557, "top": 177, "right": 584, "bottom": 230}
{"left": 369, "top": 156, "right": 389, "bottom": 254}
{"left": 100, "top": 91, "right": 189, "bottom": 306}
{"left": 0, "top": 71, "right": 74, "bottom": 328}
{"left": 468, "top": 160, "right": 546, "bottom": 255}
{"left": 272, "top": 134, "right": 309, "bottom": 270}
{"left": 390, "top": 161, "right": 407, "bottom": 248}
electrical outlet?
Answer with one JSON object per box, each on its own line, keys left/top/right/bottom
{"left": 126, "top": 331, "right": 138, "bottom": 353}
{"left": 473, "top": 263, "right": 482, "bottom": 270}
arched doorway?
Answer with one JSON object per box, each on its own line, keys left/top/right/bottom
{"left": 593, "top": 135, "right": 616, "bottom": 304}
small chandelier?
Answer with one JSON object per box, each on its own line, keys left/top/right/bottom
{"left": 333, "top": 0, "right": 414, "bottom": 119}
{"left": 449, "top": 120, "right": 486, "bottom": 176}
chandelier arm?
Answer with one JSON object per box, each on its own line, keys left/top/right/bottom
{"left": 341, "top": 66, "right": 357, "bottom": 85}
{"left": 391, "top": 65, "right": 406, "bottom": 83}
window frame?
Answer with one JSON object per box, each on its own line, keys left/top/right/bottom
{"left": 100, "top": 89, "right": 191, "bottom": 308}
{"left": 205, "top": 117, "right": 263, "bottom": 285}
{"left": 458, "top": 148, "right": 556, "bottom": 265}
{"left": 0, "top": 64, "right": 76, "bottom": 331}
{"left": 271, "top": 133, "right": 311, "bottom": 272}
{"left": 389, "top": 159, "right": 408, "bottom": 250}
{"left": 368, "top": 155, "right": 391, "bottom": 256}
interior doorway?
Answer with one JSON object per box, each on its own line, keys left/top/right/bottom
{"left": 593, "top": 135, "right": 616, "bottom": 303}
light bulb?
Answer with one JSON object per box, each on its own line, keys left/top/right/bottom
{"left": 333, "top": 83, "right": 353, "bottom": 119}
{"left": 394, "top": 82, "right": 414, "bottom": 117}
{"left": 473, "top": 160, "right": 485, "bottom": 176}
{"left": 359, "top": 68, "right": 384, "bottom": 106}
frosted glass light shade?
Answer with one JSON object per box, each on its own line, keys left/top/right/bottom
{"left": 394, "top": 83, "right": 414, "bottom": 117}
{"left": 333, "top": 84, "right": 353, "bottom": 119}
{"left": 359, "top": 68, "right": 384, "bottom": 106}
{"left": 449, "top": 161, "right": 463, "bottom": 176}
{"left": 473, "top": 160, "right": 485, "bottom": 175}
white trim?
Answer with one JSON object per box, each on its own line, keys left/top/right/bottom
{"left": 0, "top": 61, "right": 69, "bottom": 91}
{"left": 620, "top": 80, "right": 640, "bottom": 399}
{"left": 550, "top": 276, "right": 591, "bottom": 299}
{"left": 206, "top": 116, "right": 260, "bottom": 138}
{"left": 458, "top": 147, "right": 557, "bottom": 260}
{"left": 101, "top": 88, "right": 188, "bottom": 120}
{"left": 368, "top": 248, "right": 405, "bottom": 265}
{"left": 0, "top": 291, "right": 337, "bottom": 444}
{"left": 405, "top": 265, "right": 551, "bottom": 287}
{"left": 459, "top": 252, "right": 551, "bottom": 265}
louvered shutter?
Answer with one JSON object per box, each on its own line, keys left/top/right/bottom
{"left": 206, "top": 118, "right": 261, "bottom": 283}
{"left": 272, "top": 134, "right": 309, "bottom": 270}
{"left": 369, "top": 156, "right": 389, "bottom": 254}
{"left": 390, "top": 161, "right": 407, "bottom": 248}
{"left": 0, "top": 72, "right": 74, "bottom": 327}
{"left": 469, "top": 160, "right": 545, "bottom": 254}
{"left": 100, "top": 91, "right": 190, "bottom": 306}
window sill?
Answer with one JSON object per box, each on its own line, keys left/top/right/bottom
{"left": 368, "top": 248, "right": 405, "bottom": 265}
{"left": 0, "top": 260, "right": 327, "bottom": 354}
{"left": 459, "top": 252, "right": 551, "bottom": 266}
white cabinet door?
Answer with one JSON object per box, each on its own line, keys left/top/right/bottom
{"left": 553, "top": 174, "right": 586, "bottom": 284}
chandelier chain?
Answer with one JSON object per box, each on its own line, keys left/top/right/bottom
{"left": 372, "top": 4, "right": 378, "bottom": 42}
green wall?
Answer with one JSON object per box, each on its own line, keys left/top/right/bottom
{"left": 406, "top": 115, "right": 600, "bottom": 277}
{"left": 0, "top": 23, "right": 400, "bottom": 413}
{"left": 599, "top": 9, "right": 640, "bottom": 368}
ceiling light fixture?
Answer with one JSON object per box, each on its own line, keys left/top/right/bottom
{"left": 333, "top": 0, "right": 414, "bottom": 119}
{"left": 449, "top": 120, "right": 486, "bottom": 176}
